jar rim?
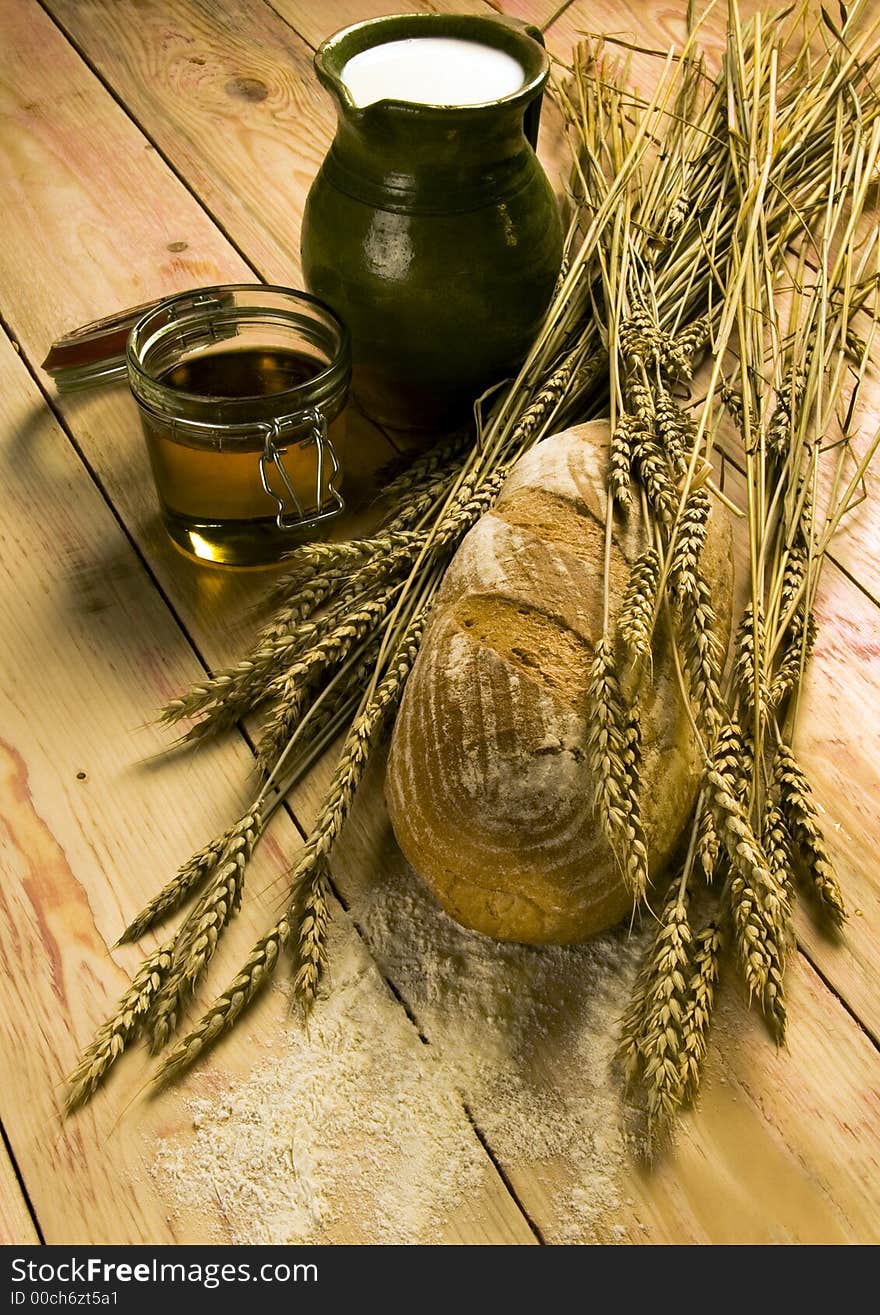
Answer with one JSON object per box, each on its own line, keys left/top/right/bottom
{"left": 126, "top": 283, "right": 351, "bottom": 415}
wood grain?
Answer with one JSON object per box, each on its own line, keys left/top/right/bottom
{"left": 273, "top": 0, "right": 492, "bottom": 48}
{"left": 43, "top": 0, "right": 327, "bottom": 284}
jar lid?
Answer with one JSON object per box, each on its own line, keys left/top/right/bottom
{"left": 40, "top": 297, "right": 171, "bottom": 391}
{"left": 41, "top": 290, "right": 239, "bottom": 392}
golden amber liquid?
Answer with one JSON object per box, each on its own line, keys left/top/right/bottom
{"left": 140, "top": 349, "right": 344, "bottom": 567}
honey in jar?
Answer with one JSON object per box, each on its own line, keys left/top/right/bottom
{"left": 126, "top": 287, "right": 350, "bottom": 566}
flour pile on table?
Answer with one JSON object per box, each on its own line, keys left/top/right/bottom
{"left": 151, "top": 919, "right": 488, "bottom": 1244}
{"left": 359, "top": 856, "right": 642, "bottom": 1242}
{"left": 151, "top": 840, "right": 642, "bottom": 1243}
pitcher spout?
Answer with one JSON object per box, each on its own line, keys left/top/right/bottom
{"left": 313, "top": 12, "right": 550, "bottom": 148}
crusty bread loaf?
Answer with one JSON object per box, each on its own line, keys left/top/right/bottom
{"left": 385, "top": 420, "right": 733, "bottom": 944}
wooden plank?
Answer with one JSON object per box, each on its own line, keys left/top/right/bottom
{"left": 0, "top": 1140, "right": 38, "bottom": 1244}
{"left": 273, "top": 0, "right": 491, "bottom": 48}
{"left": 0, "top": 324, "right": 535, "bottom": 1246}
{"left": 556, "top": 955, "right": 880, "bottom": 1242}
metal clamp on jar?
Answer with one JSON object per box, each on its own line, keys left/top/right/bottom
{"left": 43, "top": 285, "right": 351, "bottom": 567}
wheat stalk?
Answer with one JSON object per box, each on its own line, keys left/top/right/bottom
{"left": 696, "top": 803, "right": 720, "bottom": 883}
{"left": 609, "top": 418, "right": 635, "bottom": 507}
{"left": 678, "top": 575, "right": 724, "bottom": 735}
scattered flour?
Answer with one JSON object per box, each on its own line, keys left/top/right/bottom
{"left": 151, "top": 922, "right": 487, "bottom": 1244}
{"left": 151, "top": 847, "right": 646, "bottom": 1244}
{"left": 358, "top": 859, "right": 645, "bottom": 1242}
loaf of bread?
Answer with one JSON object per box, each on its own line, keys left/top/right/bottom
{"left": 385, "top": 420, "right": 733, "bottom": 944}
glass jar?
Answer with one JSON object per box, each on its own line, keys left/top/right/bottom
{"left": 126, "top": 286, "right": 351, "bottom": 566}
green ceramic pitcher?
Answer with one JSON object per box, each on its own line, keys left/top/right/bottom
{"left": 301, "top": 13, "right": 563, "bottom": 432}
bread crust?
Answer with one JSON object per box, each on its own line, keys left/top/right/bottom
{"left": 385, "top": 421, "right": 733, "bottom": 944}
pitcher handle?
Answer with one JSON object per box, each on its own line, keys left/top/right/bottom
{"left": 492, "top": 15, "right": 547, "bottom": 152}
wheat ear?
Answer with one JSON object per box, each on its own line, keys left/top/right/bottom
{"left": 774, "top": 742, "right": 846, "bottom": 926}
{"left": 619, "top": 547, "right": 660, "bottom": 662}
{"left": 292, "top": 859, "right": 331, "bottom": 1016}
{"left": 154, "top": 915, "right": 293, "bottom": 1085}
{"left": 587, "top": 637, "right": 649, "bottom": 901}
{"left": 623, "top": 885, "right": 693, "bottom": 1142}
{"left": 149, "top": 808, "right": 262, "bottom": 1052}
{"left": 116, "top": 832, "right": 227, "bottom": 945}
{"left": 708, "top": 738, "right": 790, "bottom": 1038}
{"left": 65, "top": 939, "right": 174, "bottom": 1113}
{"left": 669, "top": 488, "right": 710, "bottom": 598}
{"left": 679, "top": 921, "right": 724, "bottom": 1103}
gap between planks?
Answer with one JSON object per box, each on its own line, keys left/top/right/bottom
{"left": 345, "top": 903, "right": 546, "bottom": 1244}
{"left": 0, "top": 1120, "right": 42, "bottom": 1245}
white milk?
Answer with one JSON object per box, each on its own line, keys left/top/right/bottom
{"left": 341, "top": 37, "right": 525, "bottom": 109}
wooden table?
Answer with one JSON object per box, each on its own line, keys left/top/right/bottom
{"left": 1, "top": 0, "right": 878, "bottom": 1246}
